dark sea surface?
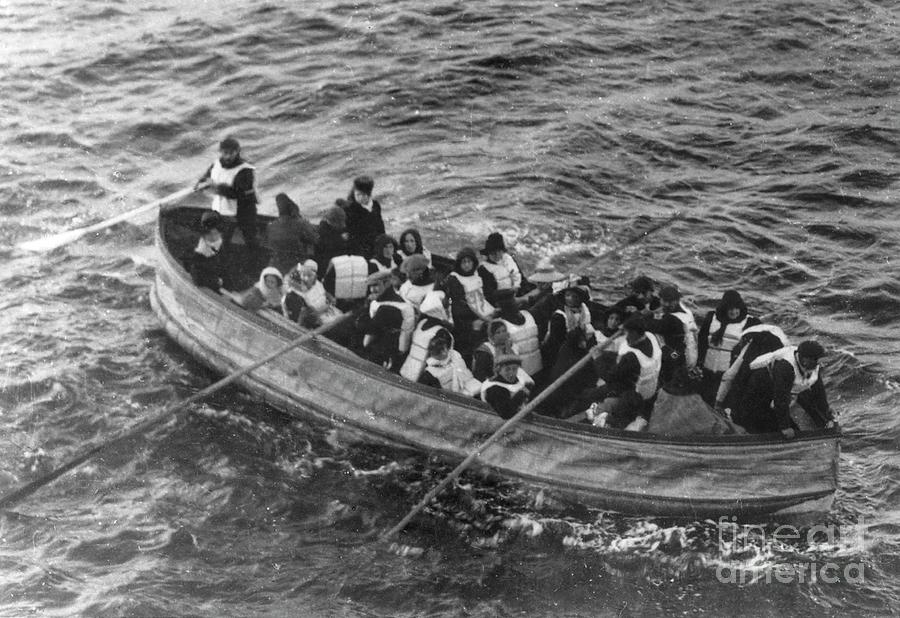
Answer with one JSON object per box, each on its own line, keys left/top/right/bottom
{"left": 1, "top": 0, "right": 898, "bottom": 615}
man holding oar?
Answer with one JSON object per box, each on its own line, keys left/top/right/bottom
{"left": 195, "top": 137, "right": 259, "bottom": 249}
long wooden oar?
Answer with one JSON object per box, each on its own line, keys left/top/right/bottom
{"left": 0, "top": 312, "right": 352, "bottom": 510}
{"left": 17, "top": 185, "right": 200, "bottom": 253}
{"left": 382, "top": 332, "right": 622, "bottom": 541}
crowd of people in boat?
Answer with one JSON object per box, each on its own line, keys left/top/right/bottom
{"left": 187, "top": 138, "right": 836, "bottom": 438}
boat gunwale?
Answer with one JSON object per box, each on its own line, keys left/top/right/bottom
{"left": 156, "top": 206, "right": 842, "bottom": 450}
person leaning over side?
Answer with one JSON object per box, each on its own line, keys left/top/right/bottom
{"left": 195, "top": 137, "right": 259, "bottom": 249}
{"left": 481, "top": 354, "right": 535, "bottom": 420}
{"left": 730, "top": 340, "right": 835, "bottom": 437}
{"left": 343, "top": 175, "right": 385, "bottom": 259}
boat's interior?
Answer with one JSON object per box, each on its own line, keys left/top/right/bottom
{"left": 158, "top": 206, "right": 837, "bottom": 444}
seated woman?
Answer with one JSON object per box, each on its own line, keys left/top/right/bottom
{"left": 477, "top": 232, "right": 525, "bottom": 304}
{"left": 444, "top": 247, "right": 497, "bottom": 361}
{"left": 471, "top": 320, "right": 517, "bottom": 382}
{"left": 283, "top": 260, "right": 342, "bottom": 328}
{"left": 229, "top": 266, "right": 285, "bottom": 311}
{"left": 418, "top": 333, "right": 482, "bottom": 397}
{"left": 398, "top": 254, "right": 435, "bottom": 311}
{"left": 397, "top": 228, "right": 432, "bottom": 267}
{"left": 493, "top": 288, "right": 542, "bottom": 377}
{"left": 358, "top": 270, "right": 415, "bottom": 371}
{"left": 190, "top": 211, "right": 232, "bottom": 292}
{"left": 369, "top": 233, "right": 400, "bottom": 274}
{"left": 481, "top": 354, "right": 534, "bottom": 419}
{"left": 696, "top": 290, "right": 760, "bottom": 405}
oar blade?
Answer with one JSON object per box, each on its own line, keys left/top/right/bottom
{"left": 17, "top": 228, "right": 89, "bottom": 253}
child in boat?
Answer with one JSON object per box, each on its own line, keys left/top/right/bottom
{"left": 283, "top": 260, "right": 342, "bottom": 328}
{"left": 481, "top": 354, "right": 534, "bottom": 419}
{"left": 696, "top": 290, "right": 760, "bottom": 405}
{"left": 229, "top": 266, "right": 285, "bottom": 311}
{"left": 418, "top": 333, "right": 482, "bottom": 397}
{"left": 397, "top": 228, "right": 432, "bottom": 267}
{"left": 471, "top": 320, "right": 517, "bottom": 382}
{"left": 190, "top": 211, "right": 232, "bottom": 292}
{"left": 445, "top": 247, "right": 497, "bottom": 361}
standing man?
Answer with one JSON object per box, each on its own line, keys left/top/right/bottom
{"left": 343, "top": 175, "right": 385, "bottom": 259}
{"left": 195, "top": 137, "right": 259, "bottom": 249}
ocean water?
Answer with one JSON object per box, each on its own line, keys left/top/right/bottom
{"left": 1, "top": 0, "right": 898, "bottom": 615}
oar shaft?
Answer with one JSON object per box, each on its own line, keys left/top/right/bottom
{"left": 0, "top": 312, "right": 352, "bottom": 510}
{"left": 382, "top": 334, "right": 621, "bottom": 541}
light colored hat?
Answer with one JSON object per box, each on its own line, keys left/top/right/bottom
{"left": 298, "top": 259, "right": 318, "bottom": 274}
{"left": 529, "top": 258, "right": 566, "bottom": 283}
{"left": 366, "top": 270, "right": 393, "bottom": 286}
{"left": 494, "top": 353, "right": 522, "bottom": 369}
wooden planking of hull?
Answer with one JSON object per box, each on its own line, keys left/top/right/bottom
{"left": 151, "top": 207, "right": 840, "bottom": 520}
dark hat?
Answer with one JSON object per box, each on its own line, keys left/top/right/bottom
{"left": 200, "top": 210, "right": 222, "bottom": 231}
{"left": 353, "top": 175, "right": 374, "bottom": 195}
{"left": 623, "top": 313, "right": 646, "bottom": 333}
{"left": 455, "top": 247, "right": 479, "bottom": 269}
{"left": 275, "top": 192, "right": 300, "bottom": 217}
{"left": 797, "top": 340, "right": 826, "bottom": 361}
{"left": 480, "top": 232, "right": 507, "bottom": 255}
{"left": 219, "top": 137, "right": 240, "bottom": 151}
{"left": 560, "top": 275, "right": 590, "bottom": 305}
{"left": 659, "top": 285, "right": 681, "bottom": 302}
{"left": 630, "top": 275, "right": 655, "bottom": 294}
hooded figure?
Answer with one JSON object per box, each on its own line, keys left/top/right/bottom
{"left": 418, "top": 333, "right": 482, "bottom": 397}
{"left": 315, "top": 203, "right": 349, "bottom": 273}
{"left": 444, "top": 247, "right": 496, "bottom": 358}
{"left": 696, "top": 290, "right": 760, "bottom": 404}
{"left": 266, "top": 193, "right": 318, "bottom": 275}
{"left": 230, "top": 266, "right": 284, "bottom": 311}
{"left": 369, "top": 233, "right": 400, "bottom": 273}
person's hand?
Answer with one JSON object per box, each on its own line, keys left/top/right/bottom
{"left": 781, "top": 428, "right": 796, "bottom": 439}
{"left": 826, "top": 420, "right": 837, "bottom": 429}
{"left": 194, "top": 179, "right": 212, "bottom": 191}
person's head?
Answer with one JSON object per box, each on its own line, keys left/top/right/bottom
{"left": 264, "top": 274, "right": 282, "bottom": 289}
{"left": 200, "top": 211, "right": 223, "bottom": 245}
{"left": 352, "top": 175, "right": 374, "bottom": 206}
{"left": 717, "top": 290, "right": 747, "bottom": 323}
{"left": 487, "top": 319, "right": 510, "bottom": 346}
{"left": 796, "top": 340, "right": 826, "bottom": 372}
{"left": 366, "top": 270, "right": 392, "bottom": 297}
{"left": 374, "top": 234, "right": 396, "bottom": 260}
{"left": 455, "top": 247, "right": 479, "bottom": 275}
{"left": 400, "top": 254, "right": 430, "bottom": 284}
{"left": 494, "top": 288, "right": 517, "bottom": 312}
{"left": 623, "top": 314, "right": 646, "bottom": 345}
{"left": 480, "top": 232, "right": 507, "bottom": 264}
{"left": 605, "top": 307, "right": 625, "bottom": 332}
{"left": 275, "top": 192, "right": 300, "bottom": 218}
{"left": 400, "top": 229, "right": 423, "bottom": 255}
{"left": 659, "top": 285, "right": 681, "bottom": 313}
{"left": 630, "top": 275, "right": 655, "bottom": 303}
{"left": 561, "top": 279, "right": 589, "bottom": 309}
{"left": 298, "top": 259, "right": 318, "bottom": 287}
{"left": 324, "top": 204, "right": 346, "bottom": 231}
{"left": 529, "top": 258, "right": 567, "bottom": 290}
{"left": 494, "top": 354, "right": 522, "bottom": 382}
{"left": 218, "top": 137, "right": 241, "bottom": 165}
{"left": 427, "top": 335, "right": 451, "bottom": 361}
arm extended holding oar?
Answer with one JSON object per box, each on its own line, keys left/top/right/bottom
{"left": 382, "top": 331, "right": 623, "bottom": 541}
{"left": 17, "top": 185, "right": 201, "bottom": 253}
{"left": 0, "top": 312, "right": 353, "bottom": 511}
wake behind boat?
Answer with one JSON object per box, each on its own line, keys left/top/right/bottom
{"left": 150, "top": 205, "right": 840, "bottom": 520}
